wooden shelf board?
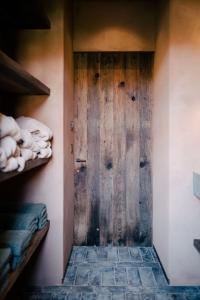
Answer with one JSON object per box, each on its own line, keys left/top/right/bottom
{"left": 0, "top": 222, "right": 50, "bottom": 300}
{"left": 0, "top": 158, "right": 50, "bottom": 183}
{"left": 194, "top": 239, "right": 200, "bottom": 253}
{"left": 0, "top": 0, "right": 50, "bottom": 29}
{"left": 0, "top": 50, "right": 50, "bottom": 95}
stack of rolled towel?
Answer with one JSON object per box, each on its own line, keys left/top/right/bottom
{"left": 0, "top": 113, "right": 53, "bottom": 173}
{"left": 0, "top": 202, "right": 48, "bottom": 292}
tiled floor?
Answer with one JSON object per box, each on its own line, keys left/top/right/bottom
{"left": 25, "top": 246, "right": 200, "bottom": 300}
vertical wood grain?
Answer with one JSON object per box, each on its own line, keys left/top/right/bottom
{"left": 112, "top": 53, "right": 127, "bottom": 245}
{"left": 74, "top": 52, "right": 153, "bottom": 246}
{"left": 125, "top": 53, "right": 140, "bottom": 246}
{"left": 99, "top": 53, "right": 114, "bottom": 245}
{"left": 138, "top": 53, "right": 153, "bottom": 246}
{"left": 74, "top": 53, "right": 88, "bottom": 245}
{"left": 87, "top": 53, "right": 101, "bottom": 245}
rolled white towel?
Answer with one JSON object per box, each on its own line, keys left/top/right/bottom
{"left": 38, "top": 147, "right": 52, "bottom": 159}
{"left": 16, "top": 157, "right": 25, "bottom": 172}
{"left": 20, "top": 148, "right": 37, "bottom": 162}
{"left": 20, "top": 129, "right": 33, "bottom": 149}
{"left": 16, "top": 117, "right": 53, "bottom": 142}
{"left": 14, "top": 146, "right": 21, "bottom": 158}
{"left": 0, "top": 113, "right": 21, "bottom": 142}
{"left": 1, "top": 157, "right": 18, "bottom": 172}
{"left": 0, "top": 136, "right": 17, "bottom": 159}
{"left": 0, "top": 148, "right": 7, "bottom": 169}
{"left": 34, "top": 140, "right": 50, "bottom": 149}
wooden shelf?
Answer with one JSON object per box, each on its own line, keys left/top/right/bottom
{"left": 194, "top": 239, "right": 200, "bottom": 253}
{"left": 0, "top": 0, "right": 50, "bottom": 29}
{"left": 0, "top": 50, "right": 50, "bottom": 95}
{"left": 0, "top": 158, "right": 50, "bottom": 183}
{"left": 0, "top": 222, "right": 50, "bottom": 300}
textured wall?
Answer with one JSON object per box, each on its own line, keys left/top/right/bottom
{"left": 73, "top": 0, "right": 155, "bottom": 52}
{"left": 154, "top": 0, "right": 200, "bottom": 285}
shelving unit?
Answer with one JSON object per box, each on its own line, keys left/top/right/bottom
{"left": 0, "top": 222, "right": 50, "bottom": 300}
{"left": 0, "top": 50, "right": 50, "bottom": 95}
{"left": 0, "top": 0, "right": 50, "bottom": 29}
{"left": 0, "top": 2, "right": 51, "bottom": 297}
{"left": 0, "top": 158, "right": 50, "bottom": 183}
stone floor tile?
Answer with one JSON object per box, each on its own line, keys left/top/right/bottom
{"left": 140, "top": 248, "right": 155, "bottom": 263}
{"left": 126, "top": 293, "right": 142, "bottom": 300}
{"left": 118, "top": 247, "right": 132, "bottom": 261}
{"left": 107, "top": 247, "right": 118, "bottom": 261}
{"left": 75, "top": 267, "right": 90, "bottom": 285}
{"left": 185, "top": 294, "right": 200, "bottom": 300}
{"left": 82, "top": 293, "right": 97, "bottom": 300}
{"left": 139, "top": 267, "right": 157, "bottom": 287}
{"left": 127, "top": 268, "right": 142, "bottom": 287}
{"left": 73, "top": 247, "right": 87, "bottom": 263}
{"left": 112, "top": 292, "right": 126, "bottom": 300}
{"left": 115, "top": 267, "right": 128, "bottom": 286}
{"left": 63, "top": 265, "right": 77, "bottom": 285}
{"left": 88, "top": 269, "right": 102, "bottom": 286}
{"left": 151, "top": 266, "right": 168, "bottom": 287}
{"left": 102, "top": 267, "right": 115, "bottom": 286}
{"left": 67, "top": 292, "right": 82, "bottom": 300}
{"left": 129, "top": 248, "right": 143, "bottom": 262}
{"left": 142, "top": 294, "right": 156, "bottom": 300}
{"left": 96, "top": 293, "right": 112, "bottom": 300}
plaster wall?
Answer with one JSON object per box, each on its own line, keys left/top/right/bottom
{"left": 73, "top": 0, "right": 156, "bottom": 52}
{"left": 168, "top": 0, "right": 200, "bottom": 285}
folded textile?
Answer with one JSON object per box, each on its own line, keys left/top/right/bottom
{"left": 16, "top": 117, "right": 53, "bottom": 142}
{"left": 20, "top": 148, "right": 37, "bottom": 162}
{"left": 38, "top": 147, "right": 52, "bottom": 159}
{"left": 0, "top": 230, "right": 33, "bottom": 270}
{"left": 1, "top": 157, "right": 18, "bottom": 172}
{"left": 0, "top": 203, "right": 48, "bottom": 229}
{"left": 16, "top": 157, "right": 25, "bottom": 172}
{"left": 20, "top": 129, "right": 33, "bottom": 149}
{"left": 0, "top": 136, "right": 17, "bottom": 159}
{"left": 0, "top": 113, "right": 21, "bottom": 142}
{"left": 12, "top": 253, "right": 26, "bottom": 270}
{"left": 0, "top": 248, "right": 11, "bottom": 273}
{"left": 0, "top": 213, "right": 38, "bottom": 234}
{"left": 1, "top": 156, "right": 25, "bottom": 173}
{"left": 0, "top": 148, "right": 7, "bottom": 169}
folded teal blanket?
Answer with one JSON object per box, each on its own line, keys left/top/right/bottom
{"left": 0, "top": 213, "right": 38, "bottom": 234}
{"left": 0, "top": 230, "right": 32, "bottom": 257}
{"left": 0, "top": 248, "right": 11, "bottom": 273}
{"left": 0, "top": 230, "right": 33, "bottom": 270}
{"left": 0, "top": 203, "right": 48, "bottom": 230}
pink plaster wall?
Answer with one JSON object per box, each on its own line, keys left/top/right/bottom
{"left": 154, "top": 0, "right": 200, "bottom": 285}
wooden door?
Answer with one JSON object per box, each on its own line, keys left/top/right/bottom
{"left": 74, "top": 53, "right": 153, "bottom": 246}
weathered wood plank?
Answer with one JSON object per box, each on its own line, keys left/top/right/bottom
{"left": 138, "top": 53, "right": 153, "bottom": 246}
{"left": 112, "top": 53, "right": 127, "bottom": 245}
{"left": 74, "top": 53, "right": 89, "bottom": 245}
{"left": 99, "top": 53, "right": 114, "bottom": 245}
{"left": 125, "top": 53, "right": 140, "bottom": 246}
{"left": 74, "top": 53, "right": 153, "bottom": 246}
{"left": 87, "top": 53, "right": 101, "bottom": 245}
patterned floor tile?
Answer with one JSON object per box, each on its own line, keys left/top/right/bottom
{"left": 23, "top": 247, "right": 200, "bottom": 300}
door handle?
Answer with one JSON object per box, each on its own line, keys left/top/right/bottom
{"left": 76, "top": 158, "right": 87, "bottom": 163}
